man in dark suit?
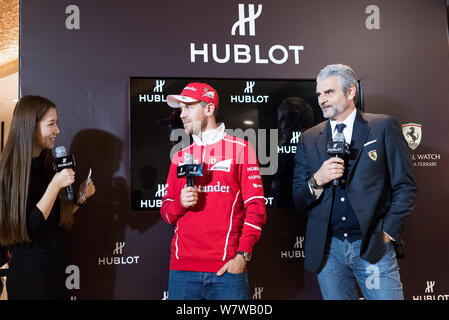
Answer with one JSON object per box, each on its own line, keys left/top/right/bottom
{"left": 292, "top": 64, "right": 416, "bottom": 300}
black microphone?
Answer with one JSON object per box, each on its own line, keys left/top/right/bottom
{"left": 176, "top": 153, "right": 203, "bottom": 187}
{"left": 184, "top": 153, "right": 195, "bottom": 187}
{"left": 326, "top": 132, "right": 349, "bottom": 186}
{"left": 53, "top": 146, "right": 76, "bottom": 201}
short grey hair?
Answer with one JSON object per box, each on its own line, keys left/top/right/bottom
{"left": 316, "top": 64, "right": 359, "bottom": 103}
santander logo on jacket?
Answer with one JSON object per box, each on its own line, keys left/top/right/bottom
{"left": 161, "top": 123, "right": 267, "bottom": 273}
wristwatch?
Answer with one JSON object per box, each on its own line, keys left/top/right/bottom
{"left": 236, "top": 251, "right": 252, "bottom": 262}
{"left": 308, "top": 175, "right": 324, "bottom": 189}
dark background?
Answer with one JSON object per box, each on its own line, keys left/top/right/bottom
{"left": 19, "top": 0, "right": 449, "bottom": 299}
{"left": 129, "top": 77, "right": 363, "bottom": 211}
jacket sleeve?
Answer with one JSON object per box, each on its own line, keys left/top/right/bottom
{"left": 160, "top": 162, "right": 186, "bottom": 226}
{"left": 382, "top": 117, "right": 417, "bottom": 240}
{"left": 236, "top": 141, "right": 267, "bottom": 254}
{"left": 292, "top": 134, "right": 319, "bottom": 212}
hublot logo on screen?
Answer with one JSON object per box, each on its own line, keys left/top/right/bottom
{"left": 138, "top": 79, "right": 167, "bottom": 103}
{"left": 230, "top": 81, "right": 269, "bottom": 104}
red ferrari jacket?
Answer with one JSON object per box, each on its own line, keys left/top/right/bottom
{"left": 161, "top": 124, "right": 267, "bottom": 272}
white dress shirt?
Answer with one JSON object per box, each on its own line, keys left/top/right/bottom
{"left": 329, "top": 108, "right": 357, "bottom": 144}
{"left": 308, "top": 108, "right": 357, "bottom": 196}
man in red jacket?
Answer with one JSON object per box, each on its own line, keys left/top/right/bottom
{"left": 161, "top": 82, "right": 267, "bottom": 300}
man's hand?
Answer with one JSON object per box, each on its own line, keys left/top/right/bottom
{"left": 314, "top": 157, "right": 345, "bottom": 186}
{"left": 216, "top": 254, "right": 246, "bottom": 276}
{"left": 180, "top": 186, "right": 200, "bottom": 208}
{"left": 382, "top": 232, "right": 392, "bottom": 244}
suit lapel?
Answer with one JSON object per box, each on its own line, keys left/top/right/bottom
{"left": 314, "top": 121, "right": 333, "bottom": 202}
{"left": 314, "top": 121, "right": 332, "bottom": 164}
{"left": 347, "top": 111, "right": 370, "bottom": 180}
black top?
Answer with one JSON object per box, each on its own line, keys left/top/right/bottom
{"left": 7, "top": 154, "right": 68, "bottom": 300}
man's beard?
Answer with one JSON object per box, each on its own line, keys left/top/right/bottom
{"left": 322, "top": 100, "right": 348, "bottom": 119}
{"left": 185, "top": 120, "right": 206, "bottom": 136}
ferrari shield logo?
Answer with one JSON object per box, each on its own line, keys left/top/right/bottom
{"left": 402, "top": 123, "right": 422, "bottom": 150}
{"left": 368, "top": 150, "right": 377, "bottom": 161}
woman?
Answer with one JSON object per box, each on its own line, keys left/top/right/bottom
{"left": 0, "top": 95, "right": 95, "bottom": 299}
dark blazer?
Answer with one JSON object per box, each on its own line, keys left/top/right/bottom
{"left": 292, "top": 111, "right": 417, "bottom": 273}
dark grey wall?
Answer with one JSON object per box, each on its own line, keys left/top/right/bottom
{"left": 20, "top": 0, "right": 449, "bottom": 299}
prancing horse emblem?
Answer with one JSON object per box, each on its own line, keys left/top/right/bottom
{"left": 402, "top": 123, "right": 422, "bottom": 150}
{"left": 368, "top": 150, "right": 377, "bottom": 161}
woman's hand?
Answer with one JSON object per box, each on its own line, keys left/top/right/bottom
{"left": 51, "top": 168, "right": 75, "bottom": 190}
{"left": 76, "top": 178, "right": 96, "bottom": 205}
{"left": 38, "top": 168, "right": 75, "bottom": 220}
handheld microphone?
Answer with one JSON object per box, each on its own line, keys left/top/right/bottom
{"left": 53, "top": 146, "right": 76, "bottom": 201}
{"left": 184, "top": 154, "right": 195, "bottom": 187}
{"left": 177, "top": 154, "right": 203, "bottom": 187}
{"left": 326, "top": 132, "right": 349, "bottom": 186}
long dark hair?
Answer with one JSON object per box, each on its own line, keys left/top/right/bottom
{"left": 0, "top": 96, "right": 73, "bottom": 246}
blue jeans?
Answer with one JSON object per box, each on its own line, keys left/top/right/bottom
{"left": 168, "top": 270, "right": 250, "bottom": 300}
{"left": 317, "top": 237, "right": 404, "bottom": 300}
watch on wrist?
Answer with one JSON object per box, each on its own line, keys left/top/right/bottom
{"left": 308, "top": 175, "right": 324, "bottom": 189}
{"left": 236, "top": 251, "right": 252, "bottom": 262}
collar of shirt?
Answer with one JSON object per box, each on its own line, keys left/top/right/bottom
{"left": 192, "top": 122, "right": 226, "bottom": 146}
{"left": 329, "top": 108, "right": 357, "bottom": 144}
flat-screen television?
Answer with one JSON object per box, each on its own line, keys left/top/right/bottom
{"left": 129, "top": 77, "right": 363, "bottom": 211}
